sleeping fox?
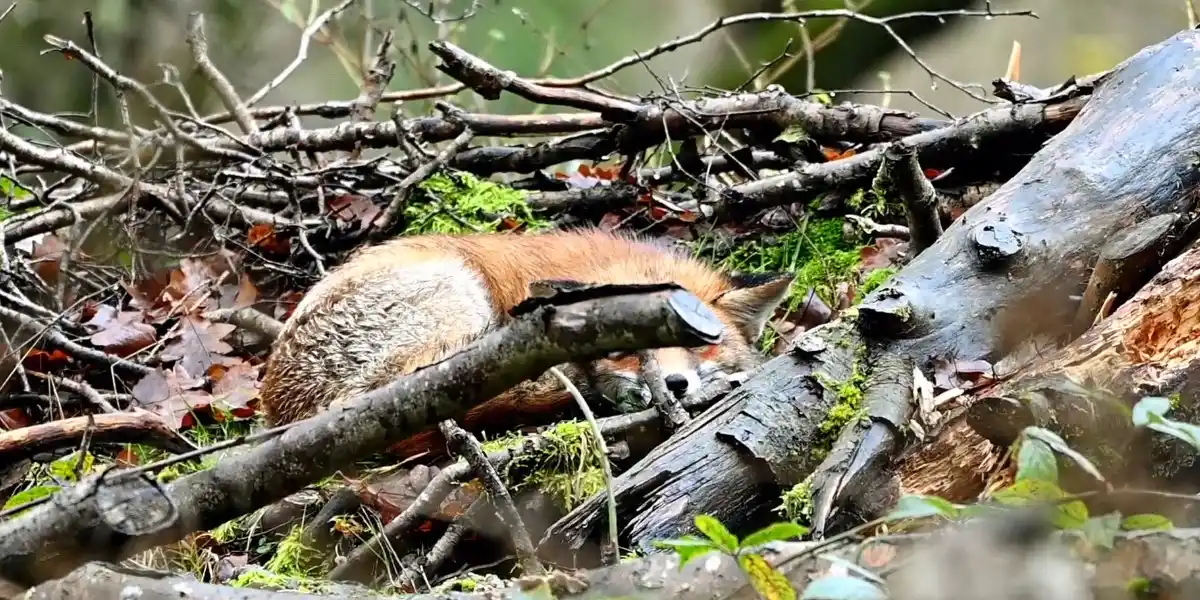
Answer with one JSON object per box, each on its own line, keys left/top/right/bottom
{"left": 258, "top": 229, "right": 793, "bottom": 457}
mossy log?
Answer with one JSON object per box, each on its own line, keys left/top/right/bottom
{"left": 539, "top": 321, "right": 860, "bottom": 559}
{"left": 541, "top": 27, "right": 1200, "bottom": 556}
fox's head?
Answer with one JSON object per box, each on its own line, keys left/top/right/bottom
{"left": 580, "top": 272, "right": 794, "bottom": 412}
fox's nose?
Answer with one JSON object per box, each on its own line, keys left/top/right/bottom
{"left": 664, "top": 373, "right": 690, "bottom": 397}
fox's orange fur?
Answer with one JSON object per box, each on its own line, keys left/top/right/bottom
{"left": 259, "top": 229, "right": 792, "bottom": 458}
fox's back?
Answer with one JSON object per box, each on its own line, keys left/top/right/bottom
{"left": 339, "top": 230, "right": 733, "bottom": 310}
{"left": 259, "top": 229, "right": 786, "bottom": 427}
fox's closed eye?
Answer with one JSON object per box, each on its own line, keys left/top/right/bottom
{"left": 606, "top": 351, "right": 632, "bottom": 360}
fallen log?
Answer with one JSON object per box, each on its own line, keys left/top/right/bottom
{"left": 540, "top": 27, "right": 1200, "bottom": 555}
{"left": 539, "top": 323, "right": 856, "bottom": 559}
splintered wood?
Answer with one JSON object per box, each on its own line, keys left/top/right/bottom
{"left": 898, "top": 241, "right": 1200, "bottom": 503}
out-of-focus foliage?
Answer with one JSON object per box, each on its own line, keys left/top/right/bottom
{"left": 0, "top": 0, "right": 983, "bottom": 129}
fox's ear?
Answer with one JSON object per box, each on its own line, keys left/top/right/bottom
{"left": 715, "top": 273, "right": 794, "bottom": 342}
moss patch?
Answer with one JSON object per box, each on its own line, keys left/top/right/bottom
{"left": 857, "top": 267, "right": 897, "bottom": 302}
{"left": 778, "top": 475, "right": 814, "bottom": 524}
{"left": 704, "top": 218, "right": 864, "bottom": 311}
{"left": 406, "top": 171, "right": 550, "bottom": 234}
{"left": 482, "top": 421, "right": 606, "bottom": 512}
{"left": 811, "top": 359, "right": 869, "bottom": 462}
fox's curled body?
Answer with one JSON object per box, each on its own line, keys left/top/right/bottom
{"left": 259, "top": 229, "right": 792, "bottom": 456}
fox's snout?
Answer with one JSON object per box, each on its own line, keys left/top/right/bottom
{"left": 588, "top": 345, "right": 729, "bottom": 413}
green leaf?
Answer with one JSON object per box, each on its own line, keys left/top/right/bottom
{"left": 741, "top": 522, "right": 810, "bottom": 548}
{"left": 653, "top": 536, "right": 719, "bottom": 568}
{"left": 885, "top": 494, "right": 961, "bottom": 521}
{"left": 1015, "top": 438, "right": 1058, "bottom": 484}
{"left": 957, "top": 502, "right": 1009, "bottom": 519}
{"left": 48, "top": 451, "right": 94, "bottom": 483}
{"left": 1132, "top": 396, "right": 1172, "bottom": 426}
{"left": 1022, "top": 426, "right": 1106, "bottom": 484}
{"left": 2, "top": 485, "right": 59, "bottom": 511}
{"left": 991, "top": 478, "right": 1065, "bottom": 505}
{"left": 1051, "top": 500, "right": 1090, "bottom": 530}
{"left": 801, "top": 575, "right": 886, "bottom": 600}
{"left": 1121, "top": 513, "right": 1173, "bottom": 531}
{"left": 739, "top": 552, "right": 798, "bottom": 600}
{"left": 0, "top": 175, "right": 28, "bottom": 201}
{"left": 1131, "top": 397, "right": 1200, "bottom": 451}
{"left": 694, "top": 514, "right": 740, "bottom": 553}
{"left": 1077, "top": 512, "right": 1121, "bottom": 550}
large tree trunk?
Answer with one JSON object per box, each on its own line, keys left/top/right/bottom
{"left": 540, "top": 27, "right": 1200, "bottom": 557}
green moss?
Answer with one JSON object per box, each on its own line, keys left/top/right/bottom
{"left": 483, "top": 421, "right": 607, "bottom": 512}
{"left": 231, "top": 569, "right": 294, "bottom": 591}
{"left": 857, "top": 267, "right": 897, "bottom": 302}
{"left": 1125, "top": 576, "right": 1154, "bottom": 596}
{"left": 406, "top": 171, "right": 550, "bottom": 234}
{"left": 230, "top": 567, "right": 327, "bottom": 593}
{"left": 707, "top": 217, "right": 867, "bottom": 327}
{"left": 480, "top": 429, "right": 529, "bottom": 454}
{"left": 793, "top": 249, "right": 861, "bottom": 312}
{"left": 778, "top": 476, "right": 814, "bottom": 523}
{"left": 811, "top": 361, "right": 869, "bottom": 461}
{"left": 209, "top": 518, "right": 241, "bottom": 545}
{"left": 525, "top": 467, "right": 607, "bottom": 511}
{"left": 864, "top": 177, "right": 900, "bottom": 220}
{"left": 261, "top": 525, "right": 324, "bottom": 579}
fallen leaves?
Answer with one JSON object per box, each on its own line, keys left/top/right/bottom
{"left": 209, "top": 362, "right": 261, "bottom": 417}
{"left": 859, "top": 237, "right": 908, "bottom": 272}
{"left": 347, "top": 463, "right": 478, "bottom": 525}
{"left": 247, "top": 223, "right": 291, "bottom": 256}
{"left": 85, "top": 305, "right": 157, "bottom": 357}
{"left": 5, "top": 246, "right": 273, "bottom": 433}
{"left": 328, "top": 193, "right": 381, "bottom": 233}
{"left": 131, "top": 365, "right": 212, "bottom": 429}
{"left": 553, "top": 162, "right": 622, "bottom": 188}
{"left": 121, "top": 252, "right": 241, "bottom": 323}
{"left": 20, "top": 349, "right": 72, "bottom": 372}
{"left": 162, "top": 316, "right": 238, "bottom": 375}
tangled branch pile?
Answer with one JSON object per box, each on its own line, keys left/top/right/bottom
{"left": 9, "top": 3, "right": 1200, "bottom": 600}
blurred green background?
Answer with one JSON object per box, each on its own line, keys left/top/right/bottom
{"left": 0, "top": 0, "right": 1190, "bottom": 129}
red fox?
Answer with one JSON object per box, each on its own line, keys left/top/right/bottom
{"left": 258, "top": 229, "right": 793, "bottom": 457}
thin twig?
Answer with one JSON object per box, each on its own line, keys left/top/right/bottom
{"left": 244, "top": 0, "right": 360, "bottom": 107}
{"left": 639, "top": 351, "right": 690, "bottom": 431}
{"left": 549, "top": 366, "right": 620, "bottom": 566}
{"left": 186, "top": 12, "right": 258, "bottom": 135}
{"left": 371, "top": 126, "right": 475, "bottom": 237}
{"left": 439, "top": 420, "right": 544, "bottom": 577}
